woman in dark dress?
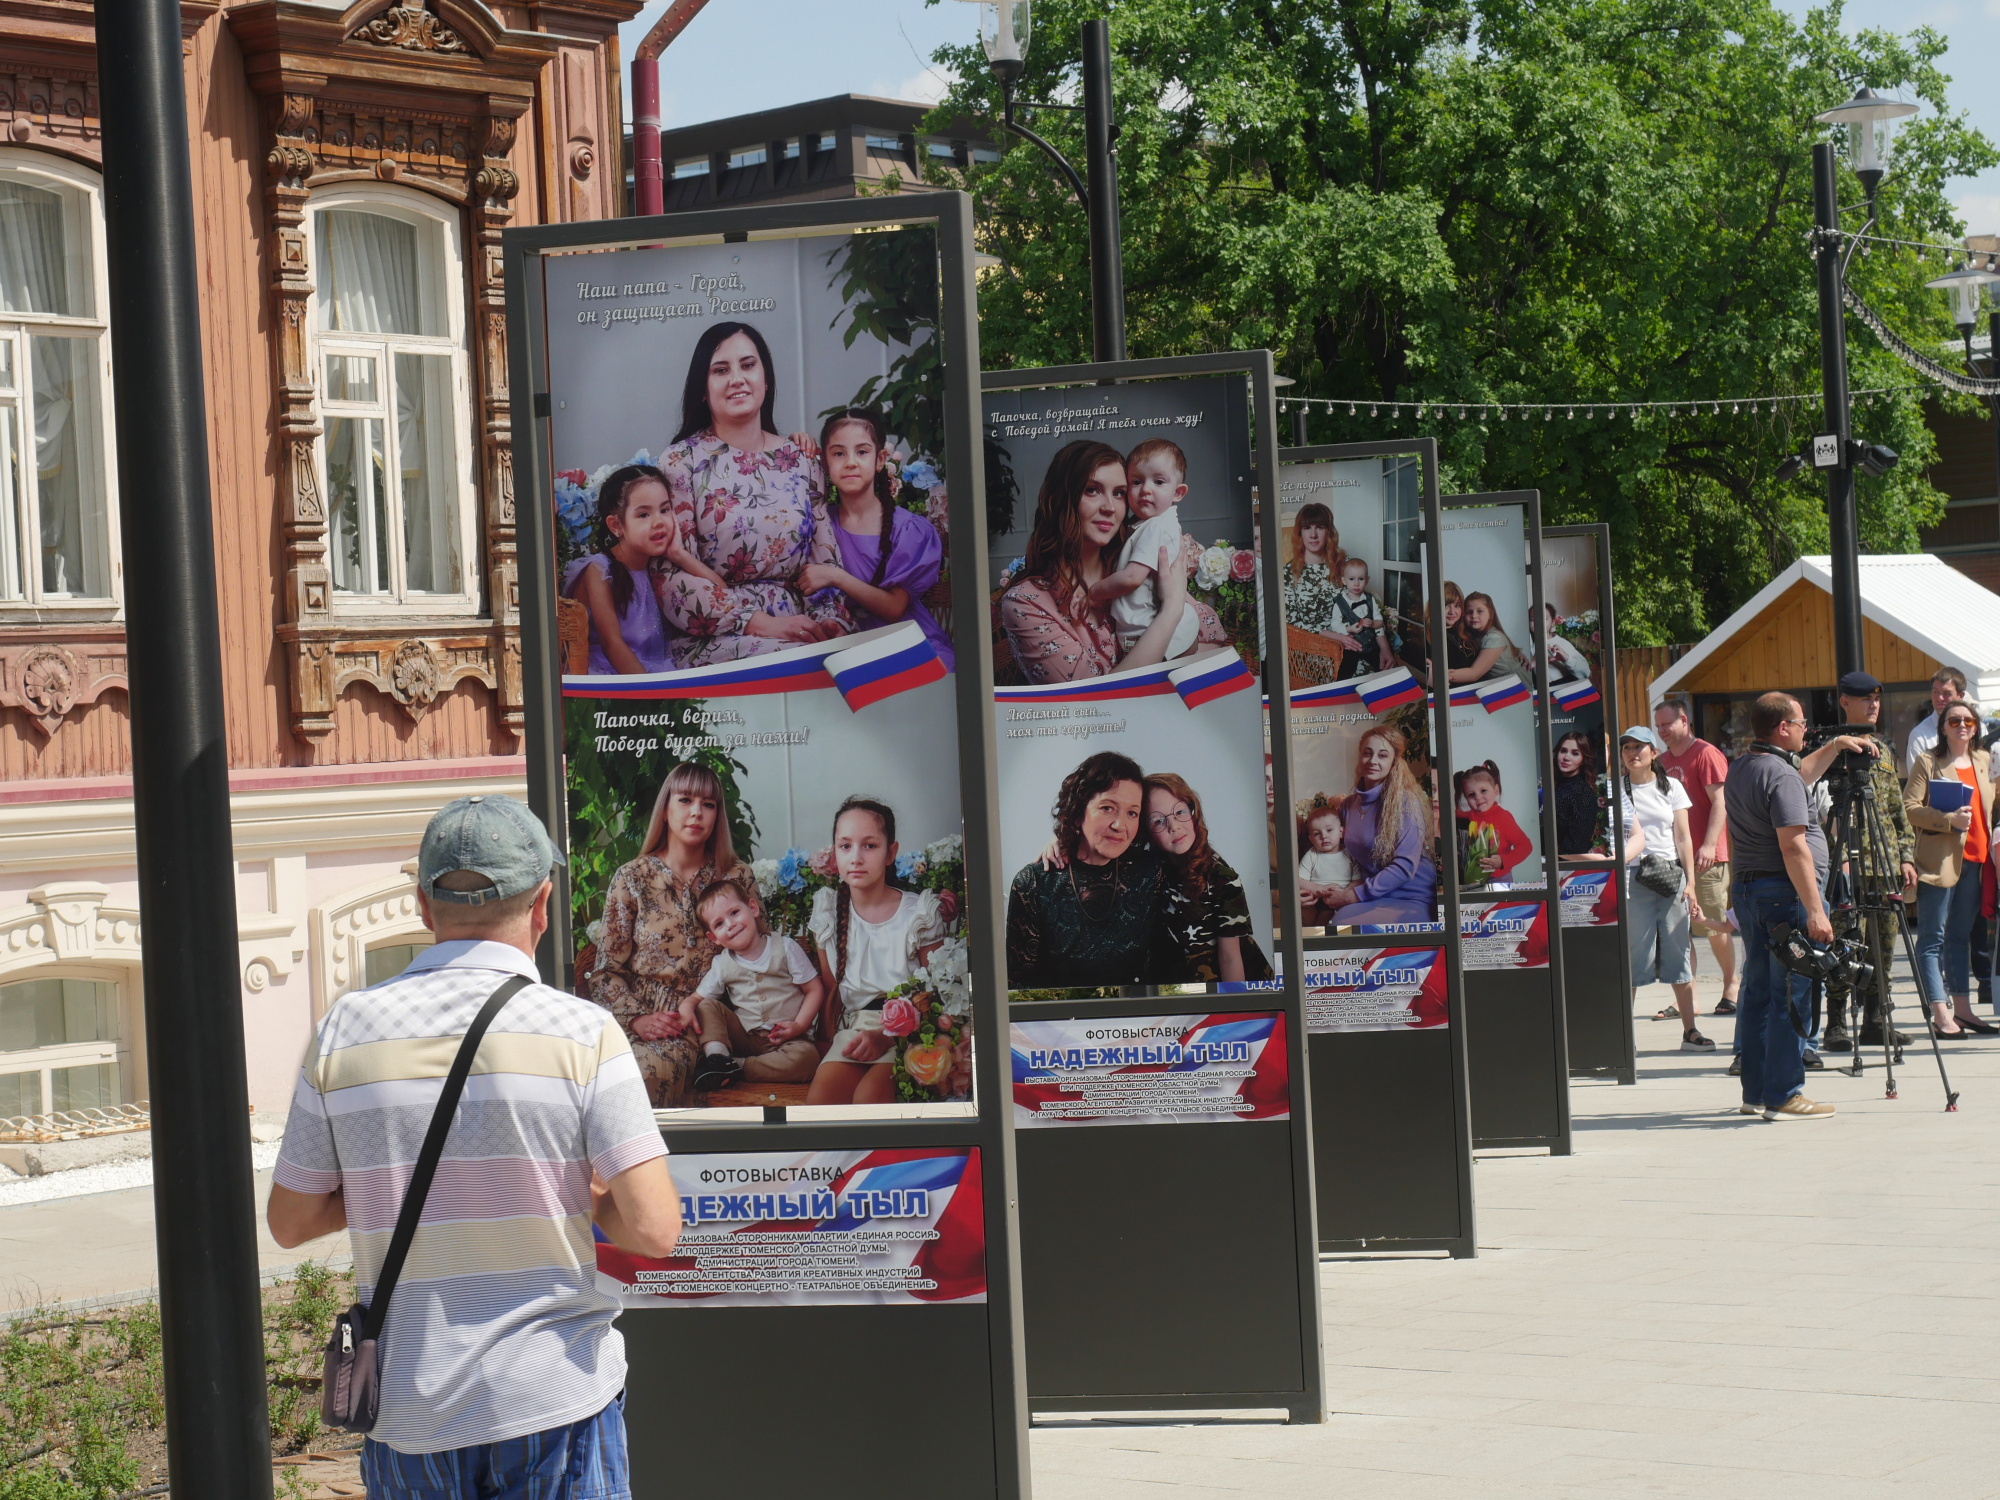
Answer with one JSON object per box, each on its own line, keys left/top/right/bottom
{"left": 1553, "top": 730, "right": 1602, "bottom": 856}
{"left": 1424, "top": 580, "right": 1480, "bottom": 685}
{"left": 1005, "top": 751, "right": 1170, "bottom": 987}
{"left": 1143, "top": 772, "right": 1271, "bottom": 984}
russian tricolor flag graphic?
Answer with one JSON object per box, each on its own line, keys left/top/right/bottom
{"left": 1553, "top": 678, "right": 1601, "bottom": 711}
{"left": 568, "top": 646, "right": 835, "bottom": 699}
{"left": 1292, "top": 679, "right": 1361, "bottom": 708}
{"left": 824, "top": 622, "right": 947, "bottom": 711}
{"left": 1357, "top": 667, "right": 1425, "bottom": 712}
{"left": 1169, "top": 651, "right": 1254, "bottom": 709}
{"left": 1475, "top": 673, "right": 1532, "bottom": 712}
{"left": 993, "top": 659, "right": 1180, "bottom": 706}
{"left": 1448, "top": 683, "right": 1481, "bottom": 706}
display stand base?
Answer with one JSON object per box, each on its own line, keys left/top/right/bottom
{"left": 625, "top": 1305, "right": 998, "bottom": 1495}
{"left": 1563, "top": 924, "right": 1637, "bottom": 1083}
{"left": 1466, "top": 968, "right": 1572, "bottom": 1153}
{"left": 1017, "top": 1115, "right": 1322, "bottom": 1423}
{"left": 1307, "top": 1029, "right": 1473, "bottom": 1256}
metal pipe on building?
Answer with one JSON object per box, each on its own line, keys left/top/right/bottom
{"left": 92, "top": 0, "right": 271, "bottom": 1494}
{"left": 631, "top": 0, "right": 712, "bottom": 217}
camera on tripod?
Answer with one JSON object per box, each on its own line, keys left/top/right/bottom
{"left": 1768, "top": 918, "right": 1875, "bottom": 994}
{"left": 1805, "top": 723, "right": 1880, "bottom": 798}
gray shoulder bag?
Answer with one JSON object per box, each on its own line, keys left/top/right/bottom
{"left": 321, "top": 974, "right": 530, "bottom": 1432}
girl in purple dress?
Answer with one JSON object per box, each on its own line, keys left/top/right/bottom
{"left": 797, "top": 408, "right": 954, "bottom": 671}
{"left": 563, "top": 464, "right": 721, "bottom": 675}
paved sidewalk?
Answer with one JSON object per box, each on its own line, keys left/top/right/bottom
{"left": 1031, "top": 970, "right": 2000, "bottom": 1499}
{"left": 0, "top": 1167, "right": 346, "bottom": 1313}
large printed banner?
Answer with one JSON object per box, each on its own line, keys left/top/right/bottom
{"left": 1301, "top": 947, "right": 1447, "bottom": 1034}
{"left": 543, "top": 228, "right": 974, "bottom": 1115}
{"left": 1540, "top": 532, "right": 1613, "bottom": 860}
{"left": 1354, "top": 899, "right": 1550, "bottom": 970}
{"left": 1010, "top": 1012, "right": 1290, "bottom": 1127}
{"left": 596, "top": 1148, "right": 986, "bottom": 1307}
{"left": 988, "top": 376, "right": 1274, "bottom": 994}
{"left": 1558, "top": 869, "right": 1619, "bottom": 929}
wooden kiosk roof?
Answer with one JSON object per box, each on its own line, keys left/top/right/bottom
{"left": 1649, "top": 555, "right": 2000, "bottom": 708}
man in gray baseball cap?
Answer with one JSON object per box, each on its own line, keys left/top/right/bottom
{"left": 270, "top": 792, "right": 677, "bottom": 1498}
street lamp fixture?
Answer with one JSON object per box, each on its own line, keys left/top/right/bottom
{"left": 957, "top": 0, "right": 1127, "bottom": 361}
{"left": 1924, "top": 263, "right": 2000, "bottom": 337}
{"left": 1813, "top": 87, "right": 1918, "bottom": 201}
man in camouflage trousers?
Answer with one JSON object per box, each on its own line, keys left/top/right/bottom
{"left": 1822, "top": 671, "right": 1917, "bottom": 1051}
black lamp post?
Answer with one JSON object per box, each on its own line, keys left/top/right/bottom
{"left": 1925, "top": 260, "right": 2000, "bottom": 520}
{"left": 1808, "top": 86, "right": 1918, "bottom": 679}
{"left": 963, "top": 0, "right": 1126, "bottom": 361}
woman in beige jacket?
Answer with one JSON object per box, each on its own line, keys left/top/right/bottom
{"left": 1905, "top": 700, "right": 1998, "bottom": 1037}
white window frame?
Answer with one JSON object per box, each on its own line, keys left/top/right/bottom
{"left": 0, "top": 149, "right": 121, "bottom": 619}
{"left": 306, "top": 186, "right": 479, "bottom": 615}
{"left": 0, "top": 968, "right": 125, "bottom": 1120}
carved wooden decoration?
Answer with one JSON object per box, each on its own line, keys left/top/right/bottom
{"left": 0, "top": 633, "right": 128, "bottom": 738}
{"left": 350, "top": 0, "right": 467, "bottom": 54}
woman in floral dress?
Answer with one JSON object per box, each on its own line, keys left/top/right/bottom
{"left": 590, "top": 763, "right": 739, "bottom": 1106}
{"left": 654, "top": 321, "right": 853, "bottom": 666}
{"left": 998, "top": 440, "right": 1224, "bottom": 683}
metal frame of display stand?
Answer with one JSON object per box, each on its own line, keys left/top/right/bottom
{"left": 506, "top": 192, "right": 1031, "bottom": 1499}
{"left": 1547, "top": 523, "right": 1636, "bottom": 1084}
{"left": 1278, "top": 438, "right": 1475, "bottom": 1260}
{"left": 1442, "top": 490, "right": 1573, "bottom": 1154}
{"left": 986, "top": 350, "right": 1325, "bottom": 1423}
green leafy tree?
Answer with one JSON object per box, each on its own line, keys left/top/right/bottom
{"left": 923, "top": 0, "right": 1995, "bottom": 643}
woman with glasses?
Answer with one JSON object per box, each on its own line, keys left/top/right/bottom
{"left": 1905, "top": 699, "right": 1998, "bottom": 1037}
{"left": 1142, "top": 772, "right": 1272, "bottom": 985}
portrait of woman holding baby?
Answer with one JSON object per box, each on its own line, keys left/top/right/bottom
{"left": 997, "top": 440, "right": 1228, "bottom": 684}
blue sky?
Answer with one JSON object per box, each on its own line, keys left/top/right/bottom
{"left": 620, "top": 0, "right": 1999, "bottom": 232}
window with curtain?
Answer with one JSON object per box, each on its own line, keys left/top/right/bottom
{"left": 312, "top": 198, "right": 472, "bottom": 606}
{"left": 0, "top": 162, "right": 115, "bottom": 609}
{"left": 0, "top": 975, "right": 120, "bottom": 1119}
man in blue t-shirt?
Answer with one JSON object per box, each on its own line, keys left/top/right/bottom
{"left": 1723, "top": 692, "right": 1876, "bottom": 1121}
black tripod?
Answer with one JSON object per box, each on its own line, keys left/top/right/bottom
{"left": 1822, "top": 757, "right": 1959, "bottom": 1110}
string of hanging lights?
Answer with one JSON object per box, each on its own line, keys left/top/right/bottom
{"left": 1275, "top": 384, "right": 1943, "bottom": 424}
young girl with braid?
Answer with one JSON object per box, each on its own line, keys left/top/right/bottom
{"left": 806, "top": 796, "right": 949, "bottom": 1105}
{"left": 797, "top": 408, "right": 954, "bottom": 670}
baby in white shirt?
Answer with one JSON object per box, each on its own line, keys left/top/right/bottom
{"left": 687, "top": 877, "right": 826, "bottom": 1092}
{"left": 1298, "top": 804, "right": 1357, "bottom": 905}
{"left": 1089, "top": 437, "right": 1201, "bottom": 661}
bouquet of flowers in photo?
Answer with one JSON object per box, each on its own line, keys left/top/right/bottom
{"left": 1186, "top": 538, "right": 1261, "bottom": 654}
{"left": 552, "top": 449, "right": 658, "bottom": 571}
{"left": 1460, "top": 820, "right": 1498, "bottom": 885}
{"left": 1552, "top": 608, "right": 1601, "bottom": 657}
{"left": 881, "top": 932, "right": 973, "bottom": 1102}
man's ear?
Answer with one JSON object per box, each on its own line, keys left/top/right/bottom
{"left": 417, "top": 888, "right": 437, "bottom": 934}
{"left": 529, "top": 879, "right": 554, "bottom": 940}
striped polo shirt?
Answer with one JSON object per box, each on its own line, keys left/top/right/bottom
{"left": 273, "top": 939, "right": 665, "bottom": 1454}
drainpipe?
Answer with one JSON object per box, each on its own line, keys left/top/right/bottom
{"left": 632, "top": 0, "right": 710, "bottom": 216}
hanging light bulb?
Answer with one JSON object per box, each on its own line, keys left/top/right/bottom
{"left": 1369, "top": 404, "right": 1377, "bottom": 417}
{"left": 1566, "top": 407, "right": 1574, "bottom": 420}
{"left": 1348, "top": 402, "right": 1356, "bottom": 415}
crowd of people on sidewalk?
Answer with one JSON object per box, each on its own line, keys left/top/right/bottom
{"left": 1627, "top": 666, "right": 2000, "bottom": 1121}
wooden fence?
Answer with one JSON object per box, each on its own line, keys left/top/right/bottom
{"left": 1614, "top": 645, "right": 1689, "bottom": 724}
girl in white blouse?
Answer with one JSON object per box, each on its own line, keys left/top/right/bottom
{"left": 805, "top": 797, "right": 947, "bottom": 1105}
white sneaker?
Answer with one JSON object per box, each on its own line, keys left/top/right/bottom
{"left": 1738, "top": 1103, "right": 1761, "bottom": 1115}
{"left": 1763, "top": 1095, "right": 1836, "bottom": 1121}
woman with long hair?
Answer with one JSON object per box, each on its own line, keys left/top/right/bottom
{"left": 1422, "top": 581, "right": 1479, "bottom": 686}
{"left": 1906, "top": 699, "right": 1999, "bottom": 1037}
{"left": 1553, "top": 730, "right": 1603, "bottom": 856}
{"left": 1005, "top": 750, "right": 1173, "bottom": 985}
{"left": 653, "top": 321, "right": 853, "bottom": 665}
{"left": 1318, "top": 725, "right": 1439, "bottom": 925}
{"left": 1619, "top": 727, "right": 1712, "bottom": 1049}
{"left": 998, "top": 440, "right": 1224, "bottom": 682}
{"left": 1143, "top": 771, "right": 1271, "bottom": 984}
{"left": 591, "top": 762, "right": 742, "bottom": 1105}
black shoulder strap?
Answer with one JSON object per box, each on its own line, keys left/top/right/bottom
{"left": 362, "top": 973, "right": 531, "bottom": 1341}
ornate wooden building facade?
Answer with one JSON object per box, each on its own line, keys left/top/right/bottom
{"left": 0, "top": 0, "right": 637, "bottom": 1122}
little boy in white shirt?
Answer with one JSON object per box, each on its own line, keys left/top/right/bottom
{"left": 1089, "top": 437, "right": 1201, "bottom": 661}
{"left": 1298, "top": 803, "right": 1357, "bottom": 905}
{"left": 688, "top": 877, "right": 826, "bottom": 1092}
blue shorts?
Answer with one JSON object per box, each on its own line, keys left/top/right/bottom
{"left": 361, "top": 1396, "right": 629, "bottom": 1500}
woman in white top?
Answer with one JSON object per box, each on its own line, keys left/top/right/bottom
{"left": 806, "top": 796, "right": 947, "bottom": 1105}
{"left": 1620, "top": 725, "right": 1712, "bottom": 1051}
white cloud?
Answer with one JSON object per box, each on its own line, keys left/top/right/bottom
{"left": 872, "top": 66, "right": 954, "bottom": 106}
{"left": 1952, "top": 191, "right": 2000, "bottom": 237}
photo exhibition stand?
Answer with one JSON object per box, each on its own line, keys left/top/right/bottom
{"left": 1441, "top": 491, "right": 1573, "bottom": 1154}
{"left": 985, "top": 352, "right": 1326, "bottom": 1422}
{"left": 1546, "top": 524, "right": 1636, "bottom": 1084}
{"left": 505, "top": 193, "right": 1031, "bottom": 1499}
{"left": 1276, "top": 439, "right": 1476, "bottom": 1259}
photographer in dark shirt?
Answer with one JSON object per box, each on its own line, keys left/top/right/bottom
{"left": 1724, "top": 691, "right": 1878, "bottom": 1121}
